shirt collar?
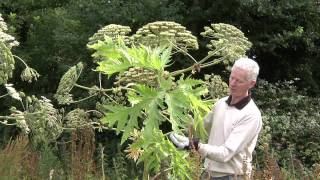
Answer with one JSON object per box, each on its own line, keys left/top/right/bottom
{"left": 225, "top": 94, "right": 251, "bottom": 110}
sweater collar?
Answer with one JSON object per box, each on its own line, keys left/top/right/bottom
{"left": 225, "top": 94, "right": 251, "bottom": 110}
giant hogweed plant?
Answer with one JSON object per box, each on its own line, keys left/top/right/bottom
{"left": 0, "top": 14, "right": 55, "bottom": 148}
{"left": 81, "top": 21, "right": 249, "bottom": 178}
{"left": 0, "top": 17, "right": 251, "bottom": 178}
{"left": 0, "top": 14, "right": 87, "bottom": 149}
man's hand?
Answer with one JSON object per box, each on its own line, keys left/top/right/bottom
{"left": 168, "top": 133, "right": 199, "bottom": 150}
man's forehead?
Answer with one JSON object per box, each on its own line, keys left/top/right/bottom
{"left": 230, "top": 68, "right": 249, "bottom": 80}
{"left": 231, "top": 68, "right": 248, "bottom": 75}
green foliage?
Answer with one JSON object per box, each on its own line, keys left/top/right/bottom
{"left": 240, "top": 0, "right": 320, "bottom": 94}
{"left": 110, "top": 147, "right": 130, "bottom": 180}
{"left": 2, "top": 0, "right": 320, "bottom": 94}
{"left": 85, "top": 21, "right": 252, "bottom": 178}
{"left": 90, "top": 37, "right": 172, "bottom": 76}
{"left": 37, "top": 145, "right": 62, "bottom": 179}
{"left": 127, "top": 129, "right": 192, "bottom": 179}
{"left": 0, "top": 13, "right": 40, "bottom": 87}
{"left": 7, "top": 0, "right": 320, "bottom": 176}
{"left": 95, "top": 141, "right": 141, "bottom": 179}
{"left": 175, "top": 0, "right": 320, "bottom": 94}
{"left": 95, "top": 38, "right": 211, "bottom": 144}
{"left": 254, "top": 80, "right": 320, "bottom": 167}
{"left": 0, "top": 0, "right": 188, "bottom": 98}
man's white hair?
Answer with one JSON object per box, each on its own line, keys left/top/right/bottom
{"left": 232, "top": 57, "right": 260, "bottom": 81}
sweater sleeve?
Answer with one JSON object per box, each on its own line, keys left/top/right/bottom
{"left": 198, "top": 143, "right": 234, "bottom": 162}
{"left": 203, "top": 110, "right": 214, "bottom": 135}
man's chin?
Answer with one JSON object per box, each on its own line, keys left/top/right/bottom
{"left": 230, "top": 92, "right": 237, "bottom": 96}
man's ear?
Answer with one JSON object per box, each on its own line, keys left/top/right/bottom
{"left": 249, "top": 80, "right": 256, "bottom": 88}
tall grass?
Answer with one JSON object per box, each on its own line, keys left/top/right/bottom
{"left": 0, "top": 134, "right": 318, "bottom": 179}
{"left": 0, "top": 135, "right": 29, "bottom": 179}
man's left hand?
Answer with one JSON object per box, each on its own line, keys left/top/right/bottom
{"left": 168, "top": 133, "right": 199, "bottom": 150}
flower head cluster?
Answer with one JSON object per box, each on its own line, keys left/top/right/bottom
{"left": 88, "top": 24, "right": 132, "bottom": 46}
{"left": 0, "top": 14, "right": 8, "bottom": 32}
{"left": 10, "top": 108, "right": 30, "bottom": 135}
{"left": 0, "top": 14, "right": 19, "bottom": 85}
{"left": 21, "top": 67, "right": 40, "bottom": 83}
{"left": 125, "top": 145, "right": 144, "bottom": 162}
{"left": 24, "top": 96, "right": 63, "bottom": 146}
{"left": 201, "top": 23, "right": 252, "bottom": 65}
{"left": 0, "top": 32, "right": 19, "bottom": 48}
{"left": 4, "top": 83, "right": 22, "bottom": 101}
{"left": 204, "top": 74, "right": 229, "bottom": 100}
{"left": 0, "top": 14, "right": 19, "bottom": 48}
{"left": 133, "top": 21, "right": 198, "bottom": 51}
{"left": 114, "top": 67, "right": 158, "bottom": 87}
{"left": 124, "top": 129, "right": 143, "bottom": 162}
{"left": 63, "top": 108, "right": 91, "bottom": 128}
{"left": 0, "top": 41, "right": 15, "bottom": 85}
{"left": 54, "top": 62, "right": 83, "bottom": 105}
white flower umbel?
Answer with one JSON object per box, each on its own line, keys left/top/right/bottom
{"left": 5, "top": 83, "right": 22, "bottom": 101}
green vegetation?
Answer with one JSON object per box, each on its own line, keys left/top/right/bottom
{"left": 0, "top": 1, "right": 320, "bottom": 179}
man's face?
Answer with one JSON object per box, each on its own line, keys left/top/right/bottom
{"left": 229, "top": 67, "right": 256, "bottom": 98}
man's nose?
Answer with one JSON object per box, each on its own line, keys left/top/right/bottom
{"left": 229, "top": 79, "right": 236, "bottom": 86}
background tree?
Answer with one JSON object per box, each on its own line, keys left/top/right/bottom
{"left": 1, "top": 0, "right": 320, "bottom": 96}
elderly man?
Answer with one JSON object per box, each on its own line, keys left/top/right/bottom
{"left": 170, "top": 57, "right": 262, "bottom": 180}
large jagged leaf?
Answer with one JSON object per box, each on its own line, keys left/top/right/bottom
{"left": 122, "top": 107, "right": 140, "bottom": 144}
{"left": 91, "top": 38, "right": 130, "bottom": 75}
{"left": 96, "top": 57, "right": 132, "bottom": 75}
{"left": 101, "top": 104, "right": 140, "bottom": 144}
{"left": 133, "top": 45, "right": 171, "bottom": 71}
{"left": 168, "top": 77, "right": 211, "bottom": 139}
{"left": 134, "top": 129, "right": 192, "bottom": 179}
{"left": 165, "top": 90, "right": 191, "bottom": 132}
{"left": 176, "top": 76, "right": 203, "bottom": 90}
{"left": 176, "top": 77, "right": 211, "bottom": 112}
{"left": 88, "top": 37, "right": 123, "bottom": 60}
{"left": 100, "top": 59, "right": 211, "bottom": 142}
{"left": 143, "top": 103, "right": 162, "bottom": 139}
{"left": 103, "top": 84, "right": 166, "bottom": 144}
{"left": 131, "top": 85, "right": 165, "bottom": 140}
{"left": 93, "top": 37, "right": 172, "bottom": 76}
